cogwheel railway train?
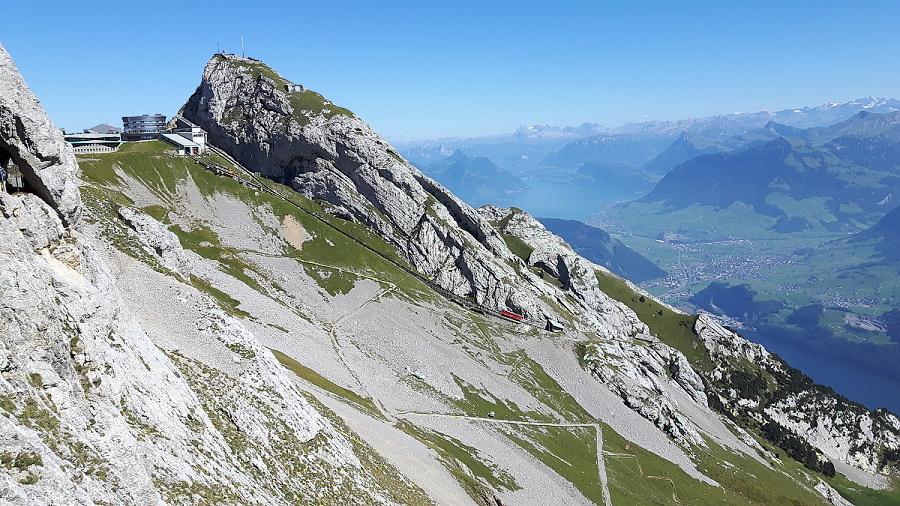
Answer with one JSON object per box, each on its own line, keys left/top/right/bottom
{"left": 500, "top": 310, "right": 523, "bottom": 322}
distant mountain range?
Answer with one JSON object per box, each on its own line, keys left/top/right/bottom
{"left": 416, "top": 149, "right": 530, "bottom": 207}
{"left": 395, "top": 97, "right": 900, "bottom": 196}
{"left": 633, "top": 110, "right": 900, "bottom": 234}
{"left": 600, "top": 109, "right": 900, "bottom": 385}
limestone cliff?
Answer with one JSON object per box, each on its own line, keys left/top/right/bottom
{"left": 696, "top": 315, "right": 900, "bottom": 479}
{"left": 0, "top": 44, "right": 80, "bottom": 224}
{"left": 180, "top": 53, "right": 539, "bottom": 317}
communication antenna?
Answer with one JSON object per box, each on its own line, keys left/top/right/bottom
{"left": 217, "top": 41, "right": 220, "bottom": 53}
{"left": 241, "top": 37, "right": 245, "bottom": 57}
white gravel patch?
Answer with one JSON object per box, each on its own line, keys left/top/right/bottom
{"left": 105, "top": 246, "right": 247, "bottom": 376}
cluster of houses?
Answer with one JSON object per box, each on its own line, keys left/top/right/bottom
{"left": 64, "top": 114, "right": 207, "bottom": 156}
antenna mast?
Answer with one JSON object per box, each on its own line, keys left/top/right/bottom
{"left": 241, "top": 37, "right": 245, "bottom": 57}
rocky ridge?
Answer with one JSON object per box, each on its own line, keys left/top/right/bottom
{"left": 180, "top": 54, "right": 542, "bottom": 318}
{"left": 478, "top": 206, "right": 708, "bottom": 445}
{"left": 695, "top": 315, "right": 900, "bottom": 480}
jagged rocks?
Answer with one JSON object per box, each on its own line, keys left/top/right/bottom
{"left": 0, "top": 43, "right": 80, "bottom": 224}
{"left": 582, "top": 340, "right": 705, "bottom": 447}
{"left": 478, "top": 205, "right": 647, "bottom": 337}
{"left": 180, "top": 54, "right": 543, "bottom": 317}
{"left": 116, "top": 206, "right": 189, "bottom": 276}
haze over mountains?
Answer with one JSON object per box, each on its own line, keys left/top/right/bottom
{"left": 397, "top": 94, "right": 900, "bottom": 414}
{"left": 395, "top": 97, "right": 900, "bottom": 184}
{"left": 595, "top": 108, "right": 900, "bottom": 402}
{"left": 414, "top": 150, "right": 529, "bottom": 208}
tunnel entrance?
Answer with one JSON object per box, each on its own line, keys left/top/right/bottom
{"left": 0, "top": 146, "right": 27, "bottom": 194}
{"left": 0, "top": 139, "right": 39, "bottom": 198}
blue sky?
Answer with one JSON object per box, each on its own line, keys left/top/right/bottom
{"left": 4, "top": 1, "right": 900, "bottom": 140}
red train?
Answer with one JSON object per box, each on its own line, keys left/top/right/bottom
{"left": 500, "top": 310, "right": 523, "bottom": 322}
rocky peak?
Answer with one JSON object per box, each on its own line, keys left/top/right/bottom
{"left": 180, "top": 54, "right": 547, "bottom": 316}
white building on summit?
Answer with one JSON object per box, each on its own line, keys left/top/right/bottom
{"left": 159, "top": 116, "right": 207, "bottom": 155}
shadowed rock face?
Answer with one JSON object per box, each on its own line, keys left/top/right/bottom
{"left": 0, "top": 43, "right": 80, "bottom": 224}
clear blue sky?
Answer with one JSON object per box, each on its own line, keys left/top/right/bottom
{"left": 4, "top": 1, "right": 900, "bottom": 140}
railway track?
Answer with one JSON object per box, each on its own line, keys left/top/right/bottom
{"left": 189, "top": 144, "right": 551, "bottom": 330}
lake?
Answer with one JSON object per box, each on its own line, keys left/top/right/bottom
{"left": 506, "top": 180, "right": 643, "bottom": 221}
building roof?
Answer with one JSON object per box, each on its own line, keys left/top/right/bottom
{"left": 86, "top": 123, "right": 122, "bottom": 134}
{"left": 160, "top": 133, "right": 199, "bottom": 149}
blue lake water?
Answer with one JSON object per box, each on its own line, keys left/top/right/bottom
{"left": 506, "top": 180, "right": 643, "bottom": 221}
{"left": 743, "top": 329, "right": 900, "bottom": 414}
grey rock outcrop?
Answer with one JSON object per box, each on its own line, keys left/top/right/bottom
{"left": 477, "top": 205, "right": 647, "bottom": 337}
{"left": 695, "top": 314, "right": 900, "bottom": 475}
{"left": 117, "top": 206, "right": 189, "bottom": 276}
{"left": 0, "top": 43, "right": 80, "bottom": 224}
{"left": 179, "top": 54, "right": 540, "bottom": 317}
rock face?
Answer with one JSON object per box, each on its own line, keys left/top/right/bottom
{"left": 695, "top": 314, "right": 900, "bottom": 476}
{"left": 0, "top": 43, "right": 80, "bottom": 224}
{"left": 181, "top": 53, "right": 541, "bottom": 317}
{"left": 477, "top": 206, "right": 714, "bottom": 444}
{"left": 117, "top": 206, "right": 189, "bottom": 276}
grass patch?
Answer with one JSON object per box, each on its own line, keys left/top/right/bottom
{"left": 300, "top": 263, "right": 358, "bottom": 296}
{"left": 188, "top": 274, "right": 251, "bottom": 319}
{"left": 501, "top": 350, "right": 593, "bottom": 423}
{"left": 17, "top": 399, "right": 58, "bottom": 432}
{"left": 396, "top": 419, "right": 519, "bottom": 499}
{"left": 501, "top": 233, "right": 534, "bottom": 263}
{"left": 170, "top": 223, "right": 266, "bottom": 294}
{"left": 0, "top": 452, "right": 42, "bottom": 470}
{"left": 450, "top": 375, "right": 552, "bottom": 422}
{"left": 270, "top": 349, "right": 381, "bottom": 418}
{"left": 500, "top": 424, "right": 603, "bottom": 504}
{"left": 826, "top": 471, "right": 900, "bottom": 505}
{"left": 141, "top": 204, "right": 169, "bottom": 222}
{"left": 602, "top": 421, "right": 826, "bottom": 505}
{"left": 594, "top": 269, "right": 712, "bottom": 371}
